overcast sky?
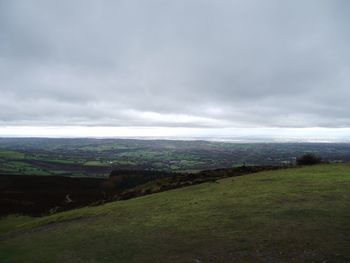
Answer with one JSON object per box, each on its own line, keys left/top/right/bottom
{"left": 0, "top": 0, "right": 350, "bottom": 140}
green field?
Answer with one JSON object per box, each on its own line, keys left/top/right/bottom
{"left": 1, "top": 164, "right": 350, "bottom": 262}
{"left": 1, "top": 138, "right": 350, "bottom": 176}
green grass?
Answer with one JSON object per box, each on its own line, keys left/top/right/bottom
{"left": 45, "top": 159, "right": 78, "bottom": 164}
{"left": 1, "top": 164, "right": 350, "bottom": 262}
{"left": 0, "top": 161, "right": 51, "bottom": 175}
{"left": 0, "top": 150, "right": 25, "bottom": 159}
{"left": 83, "top": 161, "right": 110, "bottom": 167}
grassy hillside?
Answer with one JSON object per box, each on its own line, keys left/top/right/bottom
{"left": 1, "top": 164, "right": 350, "bottom": 262}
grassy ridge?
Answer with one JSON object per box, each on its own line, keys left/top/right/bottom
{"left": 1, "top": 164, "right": 350, "bottom": 262}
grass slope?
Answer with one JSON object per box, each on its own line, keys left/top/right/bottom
{"left": 1, "top": 164, "right": 350, "bottom": 262}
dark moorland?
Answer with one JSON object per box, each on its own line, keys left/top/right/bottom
{"left": 0, "top": 166, "right": 280, "bottom": 216}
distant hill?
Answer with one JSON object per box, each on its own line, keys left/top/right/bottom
{"left": 1, "top": 138, "right": 350, "bottom": 175}
{"left": 1, "top": 164, "right": 350, "bottom": 262}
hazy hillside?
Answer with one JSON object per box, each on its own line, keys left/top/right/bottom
{"left": 1, "top": 164, "right": 350, "bottom": 262}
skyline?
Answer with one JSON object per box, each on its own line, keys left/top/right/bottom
{"left": 1, "top": 126, "right": 350, "bottom": 143}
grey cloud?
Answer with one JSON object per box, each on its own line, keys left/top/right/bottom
{"left": 0, "top": 0, "right": 349, "bottom": 129}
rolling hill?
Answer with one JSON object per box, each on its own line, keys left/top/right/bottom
{"left": 1, "top": 164, "right": 350, "bottom": 262}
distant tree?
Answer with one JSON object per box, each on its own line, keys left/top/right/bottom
{"left": 296, "top": 153, "right": 322, "bottom": 165}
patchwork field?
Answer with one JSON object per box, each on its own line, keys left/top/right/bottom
{"left": 1, "top": 138, "right": 350, "bottom": 176}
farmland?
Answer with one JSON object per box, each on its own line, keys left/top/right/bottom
{"left": 0, "top": 138, "right": 350, "bottom": 177}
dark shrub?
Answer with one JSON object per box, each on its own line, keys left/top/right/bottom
{"left": 296, "top": 153, "right": 322, "bottom": 165}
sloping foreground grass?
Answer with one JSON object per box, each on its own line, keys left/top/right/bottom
{"left": 1, "top": 164, "right": 350, "bottom": 262}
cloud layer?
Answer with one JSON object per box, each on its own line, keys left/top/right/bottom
{"left": 1, "top": 0, "right": 350, "bottom": 130}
